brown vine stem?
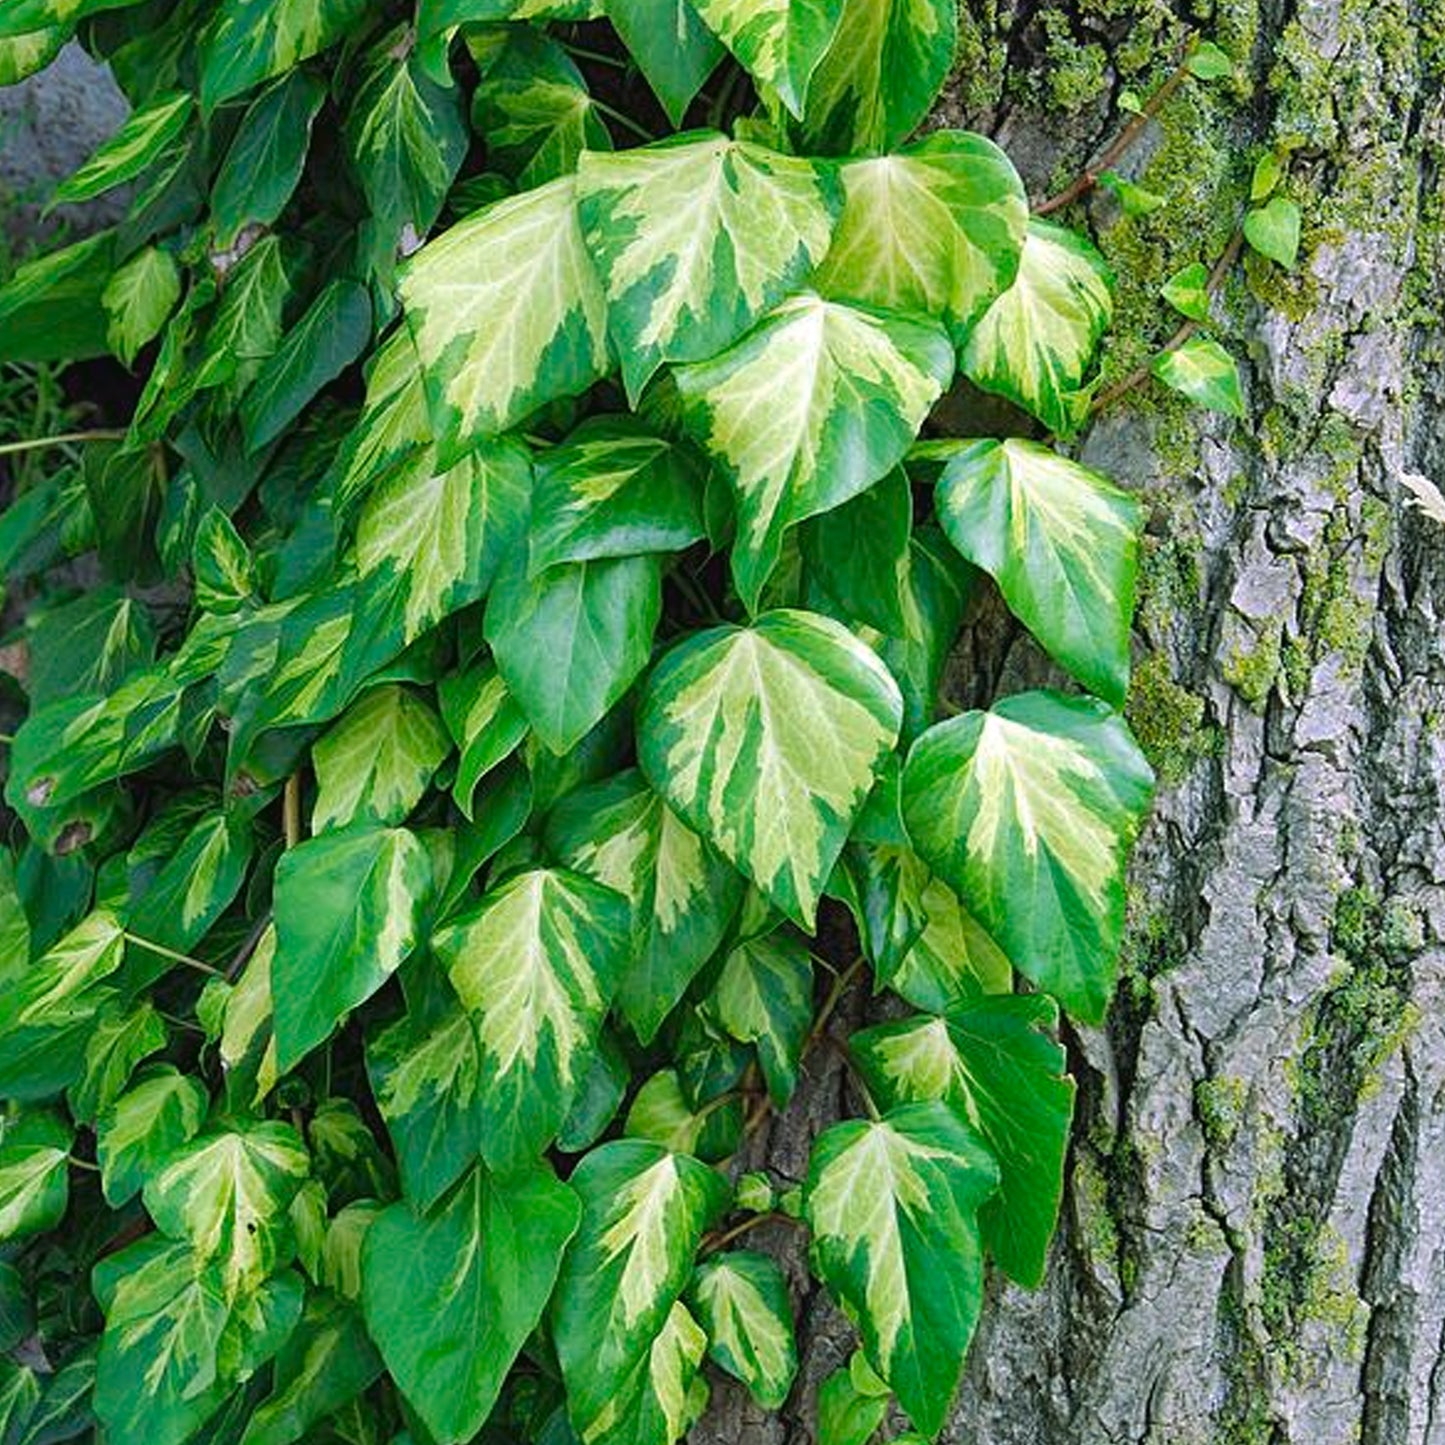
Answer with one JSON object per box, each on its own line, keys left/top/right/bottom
{"left": 702, "top": 1211, "right": 805, "bottom": 1256}
{"left": 1034, "top": 50, "right": 1196, "bottom": 216}
{"left": 0, "top": 429, "right": 127, "bottom": 458}
{"left": 1090, "top": 225, "right": 1246, "bottom": 417}
{"left": 283, "top": 773, "right": 302, "bottom": 850}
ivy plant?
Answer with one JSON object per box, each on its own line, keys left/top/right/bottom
{"left": 0, "top": 4, "right": 1248, "bottom": 1442}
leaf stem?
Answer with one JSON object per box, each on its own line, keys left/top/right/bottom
{"left": 283, "top": 774, "right": 302, "bottom": 850}
{"left": 226, "top": 910, "right": 272, "bottom": 982}
{"left": 591, "top": 98, "right": 657, "bottom": 144}
{"left": 562, "top": 43, "right": 630, "bottom": 69}
{"left": 1034, "top": 47, "right": 1197, "bottom": 216}
{"left": 701, "top": 1211, "right": 803, "bottom": 1256}
{"left": 68, "top": 1155, "right": 101, "bottom": 1173}
{"left": 123, "top": 932, "right": 226, "bottom": 978}
{"left": 0, "top": 429, "right": 127, "bottom": 459}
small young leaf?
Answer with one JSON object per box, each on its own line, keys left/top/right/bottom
{"left": 102, "top": 246, "right": 181, "bottom": 367}
{"left": 1185, "top": 40, "right": 1234, "bottom": 80}
{"left": 1152, "top": 336, "right": 1246, "bottom": 416}
{"left": 49, "top": 92, "right": 192, "bottom": 207}
{"left": 362, "top": 1163, "right": 580, "bottom": 1443}
{"left": 800, "top": 467, "right": 912, "bottom": 636}
{"left": 688, "top": 1250, "right": 798, "bottom": 1409}
{"left": 438, "top": 656, "right": 529, "bottom": 817}
{"left": 1243, "top": 195, "right": 1301, "bottom": 269}
{"left": 1159, "top": 260, "right": 1212, "bottom": 323}
{"left": 583, "top": 1300, "right": 711, "bottom": 1445}
{"left": 95, "top": 1066, "right": 208, "bottom": 1207}
{"left": 67, "top": 1000, "right": 167, "bottom": 1123}
{"left": 1098, "top": 169, "right": 1165, "bottom": 217}
{"left": 817, "top": 1360, "right": 889, "bottom": 1445}
{"left": 1250, "top": 150, "right": 1283, "bottom": 202}
{"left": 0, "top": 1112, "right": 71, "bottom": 1242}
{"left": 902, "top": 691, "right": 1155, "bottom": 1024}
{"left": 708, "top": 931, "right": 813, "bottom": 1107}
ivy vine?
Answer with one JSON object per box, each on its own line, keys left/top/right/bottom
{"left": 0, "top": 3, "right": 1295, "bottom": 1443}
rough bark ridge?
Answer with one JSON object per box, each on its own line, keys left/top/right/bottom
{"left": 692, "top": 2, "right": 1445, "bottom": 1442}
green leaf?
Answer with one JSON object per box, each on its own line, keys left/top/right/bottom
{"left": 708, "top": 931, "right": 813, "bottom": 1106}
{"left": 545, "top": 769, "right": 744, "bottom": 1044}
{"left": 1250, "top": 151, "right": 1283, "bottom": 202}
{"left": 624, "top": 1070, "right": 740, "bottom": 1158}
{"left": 355, "top": 439, "right": 533, "bottom": 646}
{"left": 581, "top": 1298, "right": 710, "bottom": 1445}
{"left": 0, "top": 1361, "right": 40, "bottom": 1443}
{"left": 603, "top": 0, "right": 725, "bottom": 125}
{"left": 433, "top": 867, "right": 632, "bottom": 1172}
{"left": 886, "top": 872, "right": 1012, "bottom": 1011}
{"left": 399, "top": 175, "right": 611, "bottom": 460}
{"left": 240, "top": 279, "right": 374, "bottom": 452}
{"left": 638, "top": 610, "right": 902, "bottom": 927}
{"left": 367, "top": 997, "right": 484, "bottom": 1210}
{"left": 0, "top": 1112, "right": 71, "bottom": 1241}
{"left": 688, "top": 1251, "right": 798, "bottom": 1408}
{"left": 804, "top": 1102, "right": 998, "bottom": 1437}
{"left": 1243, "top": 195, "right": 1301, "bottom": 268}
{"left": 1152, "top": 336, "right": 1246, "bottom": 416}
{"left": 67, "top": 1000, "right": 167, "bottom": 1122}
{"left": 312, "top": 685, "right": 451, "bottom": 831}
{"left": 0, "top": 910, "right": 126, "bottom": 1103}
{"left": 529, "top": 417, "right": 707, "bottom": 574}
{"left": 419, "top": 0, "right": 597, "bottom": 34}
{"left": 0, "top": 0, "right": 144, "bottom": 36}
{"left": 438, "top": 656, "right": 529, "bottom": 817}
{"left": 932, "top": 437, "right": 1141, "bottom": 706}
{"left": 814, "top": 130, "right": 1027, "bottom": 335}
{"left": 195, "top": 234, "right": 293, "bottom": 399}
{"left": 560, "top": 1028, "right": 631, "bottom": 1151}
{"left": 272, "top": 825, "right": 433, "bottom": 1070}
{"left": 238, "top": 1291, "right": 384, "bottom": 1445}
{"left": 1184, "top": 40, "right": 1234, "bottom": 79}
{"left": 689, "top": 0, "right": 842, "bottom": 116}
{"left": 201, "top": 0, "right": 373, "bottom": 111}
{"left": 473, "top": 37, "right": 611, "bottom": 192}
{"left": 363, "top": 1163, "right": 580, "bottom": 1442}
{"left": 95, "top": 1244, "right": 303, "bottom": 1445}
{"left": 800, "top": 467, "right": 911, "bottom": 636}
{"left": 49, "top": 92, "right": 192, "bottom": 207}
{"left": 576, "top": 133, "right": 840, "bottom": 400}
{"left": 1098, "top": 169, "right": 1165, "bottom": 217}
{"left": 193, "top": 508, "right": 258, "bottom": 613}
{"left": 0, "top": 230, "right": 119, "bottom": 364}
{"left": 961, "top": 219, "right": 1113, "bottom": 436}
{"left": 25, "top": 588, "right": 155, "bottom": 711}
{"left": 799, "top": 0, "right": 956, "bottom": 153}
{"left": 96, "top": 1066, "right": 209, "bottom": 1207}
{"left": 348, "top": 34, "right": 470, "bottom": 253}
{"left": 143, "top": 1122, "right": 310, "bottom": 1297}
{"left": 816, "top": 1358, "right": 888, "bottom": 1445}
{"left": 485, "top": 551, "right": 662, "bottom": 754}
{"left": 673, "top": 293, "right": 952, "bottom": 609}
{"left": 850, "top": 996, "right": 1074, "bottom": 1286}
{"left": 551, "top": 1140, "right": 729, "bottom": 1433}
{"left": 13, "top": 1342, "right": 94, "bottom": 1445}
{"left": 0, "top": 28, "right": 68, "bottom": 86}
{"left": 902, "top": 690, "right": 1154, "bottom": 1023}
{"left": 212, "top": 72, "right": 329, "bottom": 246}
{"left": 102, "top": 246, "right": 181, "bottom": 367}
{"left": 1159, "top": 260, "right": 1212, "bottom": 323}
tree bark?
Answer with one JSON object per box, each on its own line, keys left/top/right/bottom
{"left": 695, "top": 2, "right": 1445, "bottom": 1441}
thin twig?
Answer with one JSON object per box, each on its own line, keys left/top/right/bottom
{"left": 1034, "top": 52, "right": 1196, "bottom": 216}
{"left": 1090, "top": 225, "right": 1245, "bottom": 415}
{"left": 0, "top": 429, "right": 127, "bottom": 459}
{"left": 701, "top": 1211, "right": 805, "bottom": 1256}
{"left": 225, "top": 909, "right": 273, "bottom": 982}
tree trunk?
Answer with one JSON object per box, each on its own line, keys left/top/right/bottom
{"left": 694, "top": 3, "right": 1445, "bottom": 1441}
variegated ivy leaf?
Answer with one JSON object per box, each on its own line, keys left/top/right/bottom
{"left": 551, "top": 1140, "right": 730, "bottom": 1433}
{"left": 473, "top": 32, "right": 612, "bottom": 191}
{"left": 366, "top": 997, "right": 484, "bottom": 1210}
{"left": 102, "top": 246, "right": 181, "bottom": 367}
{"left": 221, "top": 927, "right": 280, "bottom": 1107}
{"left": 485, "top": 551, "right": 663, "bottom": 755}
{"left": 362, "top": 1162, "right": 580, "bottom": 1442}
{"left": 638, "top": 610, "right": 903, "bottom": 928}
{"left": 673, "top": 293, "right": 952, "bottom": 610}
{"left": 418, "top": 0, "right": 598, "bottom": 38}
{"left": 689, "top": 0, "right": 842, "bottom": 116}
{"left": 67, "top": 1001, "right": 167, "bottom": 1123}
{"left": 0, "top": 27, "right": 67, "bottom": 86}
{"left": 437, "top": 656, "right": 529, "bottom": 818}
{"left": 804, "top": 1101, "right": 999, "bottom": 1437}
{"left": 799, "top": 0, "right": 956, "bottom": 154}
{"left": 355, "top": 439, "right": 533, "bottom": 646}
{"left": 272, "top": 826, "right": 433, "bottom": 1071}
{"left": 433, "top": 867, "right": 632, "bottom": 1172}
{"left": 850, "top": 996, "right": 1075, "bottom": 1287}
{"left": 347, "top": 29, "right": 470, "bottom": 253}
{"left": 961, "top": 219, "right": 1113, "bottom": 437}
{"left": 200, "top": 0, "right": 373, "bottom": 111}
{"left": 604, "top": 0, "right": 725, "bottom": 126}
{"left": 194, "top": 234, "right": 293, "bottom": 401}
{"left": 96, "top": 1066, "right": 209, "bottom": 1208}
{"left": 829, "top": 838, "right": 930, "bottom": 981}
{"left": 48, "top": 92, "right": 192, "bottom": 207}
{"left": 1151, "top": 335, "right": 1246, "bottom": 416}
{"left": 529, "top": 416, "right": 708, "bottom": 575}
{"left": 583, "top": 1299, "right": 710, "bottom": 1445}
{"left": 902, "top": 691, "right": 1155, "bottom": 1023}
{"left": 0, "top": 0, "right": 141, "bottom": 36}
{"left": 708, "top": 931, "right": 813, "bottom": 1107}
{"left": 0, "top": 909, "right": 125, "bottom": 1102}
{"left": 143, "top": 1121, "right": 311, "bottom": 1298}
{"left": 888, "top": 872, "right": 1012, "bottom": 1011}
{"left": 329, "top": 328, "right": 432, "bottom": 513}
{"left": 400, "top": 175, "right": 611, "bottom": 461}
{"left": 311, "top": 685, "right": 451, "bottom": 832}
{"left": 814, "top": 130, "right": 1028, "bottom": 335}
{"left": 688, "top": 1250, "right": 798, "bottom": 1408}
{"left": 0, "top": 1111, "right": 71, "bottom": 1241}
{"left": 576, "top": 133, "right": 841, "bottom": 400}
{"left": 546, "top": 769, "right": 745, "bottom": 1044}
{"left": 931, "top": 437, "right": 1141, "bottom": 707}
{"left": 94, "top": 1241, "right": 302, "bottom": 1445}
{"left": 624, "top": 1070, "right": 741, "bottom": 1160}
